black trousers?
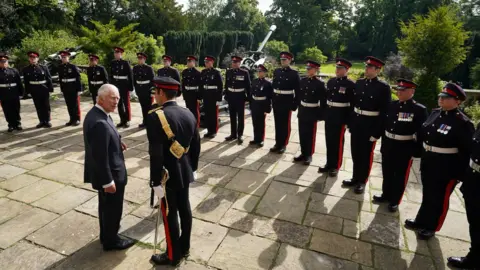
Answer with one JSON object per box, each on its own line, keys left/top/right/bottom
{"left": 298, "top": 119, "right": 317, "bottom": 157}
{"left": 461, "top": 173, "right": 480, "bottom": 264}
{"left": 0, "top": 97, "right": 21, "bottom": 127}
{"left": 351, "top": 132, "right": 376, "bottom": 184}
{"left": 90, "top": 87, "right": 99, "bottom": 105}
{"left": 415, "top": 156, "right": 458, "bottom": 231}
{"left": 98, "top": 184, "right": 125, "bottom": 244}
{"left": 273, "top": 107, "right": 292, "bottom": 147}
{"left": 228, "top": 100, "right": 245, "bottom": 137}
{"left": 251, "top": 102, "right": 266, "bottom": 142}
{"left": 203, "top": 100, "right": 218, "bottom": 135}
{"left": 117, "top": 90, "right": 131, "bottom": 123}
{"left": 31, "top": 91, "right": 51, "bottom": 123}
{"left": 381, "top": 147, "right": 413, "bottom": 205}
{"left": 325, "top": 122, "right": 346, "bottom": 170}
{"left": 185, "top": 98, "right": 200, "bottom": 128}
{"left": 162, "top": 185, "right": 192, "bottom": 261}
{"left": 63, "top": 91, "right": 81, "bottom": 121}
{"left": 138, "top": 92, "right": 153, "bottom": 125}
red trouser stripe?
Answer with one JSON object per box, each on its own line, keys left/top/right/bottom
{"left": 337, "top": 125, "right": 346, "bottom": 170}
{"left": 398, "top": 158, "right": 413, "bottom": 205}
{"left": 365, "top": 141, "right": 376, "bottom": 183}
{"left": 285, "top": 111, "right": 292, "bottom": 146}
{"left": 436, "top": 179, "right": 457, "bottom": 231}
{"left": 215, "top": 105, "right": 219, "bottom": 132}
{"left": 196, "top": 101, "right": 200, "bottom": 128}
{"left": 161, "top": 198, "right": 173, "bottom": 260}
{"left": 311, "top": 122, "right": 317, "bottom": 155}
{"left": 76, "top": 96, "right": 81, "bottom": 119}
{"left": 126, "top": 91, "right": 131, "bottom": 121}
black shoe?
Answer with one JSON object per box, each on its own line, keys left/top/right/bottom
{"left": 204, "top": 133, "right": 216, "bottom": 139}
{"left": 328, "top": 169, "right": 338, "bottom": 177}
{"left": 388, "top": 204, "right": 399, "bottom": 212}
{"left": 237, "top": 137, "right": 243, "bottom": 144}
{"left": 183, "top": 250, "right": 190, "bottom": 258}
{"left": 303, "top": 156, "right": 312, "bottom": 165}
{"left": 138, "top": 123, "right": 146, "bottom": 128}
{"left": 151, "top": 252, "right": 182, "bottom": 266}
{"left": 447, "top": 256, "right": 479, "bottom": 269}
{"left": 7, "top": 127, "right": 14, "bottom": 132}
{"left": 258, "top": 141, "right": 264, "bottom": 147}
{"left": 124, "top": 121, "right": 130, "bottom": 128}
{"left": 36, "top": 122, "right": 44, "bottom": 129}
{"left": 16, "top": 125, "right": 23, "bottom": 131}
{"left": 103, "top": 237, "right": 135, "bottom": 251}
{"left": 404, "top": 219, "right": 422, "bottom": 230}
{"left": 225, "top": 135, "right": 237, "bottom": 141}
{"left": 354, "top": 184, "right": 365, "bottom": 194}
{"left": 116, "top": 122, "right": 125, "bottom": 128}
{"left": 249, "top": 140, "right": 257, "bottom": 145}
{"left": 342, "top": 179, "right": 356, "bottom": 187}
{"left": 373, "top": 194, "right": 387, "bottom": 203}
{"left": 418, "top": 229, "right": 435, "bottom": 240}
{"left": 270, "top": 145, "right": 280, "bottom": 153}
{"left": 72, "top": 120, "right": 80, "bottom": 126}
{"left": 278, "top": 147, "right": 286, "bottom": 154}
{"left": 65, "top": 121, "right": 73, "bottom": 126}
{"left": 318, "top": 165, "right": 330, "bottom": 173}
{"left": 44, "top": 122, "right": 52, "bottom": 128}
{"left": 293, "top": 154, "right": 305, "bottom": 162}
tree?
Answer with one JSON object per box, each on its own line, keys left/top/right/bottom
{"left": 297, "top": 46, "right": 327, "bottom": 64}
{"left": 397, "top": 6, "right": 470, "bottom": 109}
{"left": 185, "top": 0, "right": 226, "bottom": 31}
{"left": 264, "top": 40, "right": 289, "bottom": 58}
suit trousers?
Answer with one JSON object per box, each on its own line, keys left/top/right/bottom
{"left": 251, "top": 102, "right": 266, "bottom": 142}
{"left": 138, "top": 92, "right": 153, "bottom": 124}
{"left": 273, "top": 107, "right": 292, "bottom": 147}
{"left": 351, "top": 132, "right": 376, "bottom": 184}
{"left": 31, "top": 91, "right": 51, "bottom": 123}
{"left": 228, "top": 99, "right": 245, "bottom": 137}
{"left": 0, "top": 97, "right": 21, "bottom": 127}
{"left": 299, "top": 119, "right": 317, "bottom": 157}
{"left": 203, "top": 100, "right": 218, "bottom": 134}
{"left": 98, "top": 183, "right": 125, "bottom": 244}
{"left": 63, "top": 91, "right": 81, "bottom": 121}
{"left": 325, "top": 122, "right": 346, "bottom": 170}
{"left": 117, "top": 90, "right": 131, "bottom": 123}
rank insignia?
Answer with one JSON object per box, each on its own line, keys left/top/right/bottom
{"left": 339, "top": 87, "right": 346, "bottom": 94}
{"left": 398, "top": 112, "right": 414, "bottom": 122}
{"left": 437, "top": 124, "right": 452, "bottom": 134}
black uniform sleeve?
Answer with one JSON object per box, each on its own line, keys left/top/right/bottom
{"left": 292, "top": 71, "right": 301, "bottom": 111}
{"left": 347, "top": 80, "right": 356, "bottom": 116}
{"left": 216, "top": 70, "right": 223, "bottom": 102}
{"left": 265, "top": 81, "right": 273, "bottom": 113}
{"left": 109, "top": 63, "right": 114, "bottom": 82}
{"left": 44, "top": 66, "right": 54, "bottom": 93}
{"left": 245, "top": 70, "right": 251, "bottom": 101}
{"left": 196, "top": 70, "right": 202, "bottom": 100}
{"left": 373, "top": 83, "right": 391, "bottom": 138}
{"left": 198, "top": 71, "right": 205, "bottom": 101}
{"left": 126, "top": 62, "right": 134, "bottom": 91}
{"left": 174, "top": 69, "right": 182, "bottom": 97}
{"left": 75, "top": 65, "right": 83, "bottom": 92}
{"left": 146, "top": 114, "right": 165, "bottom": 186}
{"left": 413, "top": 106, "right": 429, "bottom": 158}
{"left": 458, "top": 120, "right": 475, "bottom": 181}
{"left": 22, "top": 67, "right": 30, "bottom": 96}
{"left": 318, "top": 81, "right": 327, "bottom": 121}
{"left": 189, "top": 127, "right": 201, "bottom": 172}
{"left": 102, "top": 66, "right": 109, "bottom": 84}
{"left": 87, "top": 122, "right": 114, "bottom": 186}
{"left": 14, "top": 69, "right": 24, "bottom": 97}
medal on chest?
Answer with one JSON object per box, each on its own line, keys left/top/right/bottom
{"left": 339, "top": 87, "right": 346, "bottom": 94}
{"left": 236, "top": 75, "right": 244, "bottom": 81}
{"left": 68, "top": 68, "right": 72, "bottom": 73}
{"left": 96, "top": 71, "right": 100, "bottom": 75}
{"left": 398, "top": 112, "right": 414, "bottom": 122}
{"left": 437, "top": 124, "right": 452, "bottom": 134}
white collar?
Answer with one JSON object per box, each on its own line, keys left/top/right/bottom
{"left": 95, "top": 104, "right": 109, "bottom": 115}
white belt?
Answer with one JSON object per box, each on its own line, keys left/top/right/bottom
{"left": 185, "top": 86, "right": 199, "bottom": 90}
{"left": 423, "top": 143, "right": 458, "bottom": 154}
{"left": 0, "top": 83, "right": 17, "bottom": 88}
{"left": 228, "top": 87, "right": 245, "bottom": 92}
{"left": 61, "top": 78, "right": 76, "bottom": 83}
{"left": 385, "top": 131, "right": 415, "bottom": 141}
{"left": 327, "top": 101, "right": 350, "bottom": 107}
{"left": 354, "top": 107, "right": 380, "bottom": 116}
{"left": 470, "top": 159, "right": 480, "bottom": 173}
{"left": 274, "top": 89, "right": 294, "bottom": 95}
{"left": 136, "top": 80, "right": 150, "bottom": 84}
{"left": 113, "top": 75, "right": 128, "bottom": 80}
{"left": 30, "top": 80, "right": 46, "bottom": 85}
{"left": 90, "top": 81, "right": 104, "bottom": 85}
{"left": 205, "top": 85, "right": 217, "bottom": 90}
{"left": 253, "top": 96, "right": 267, "bottom": 101}
{"left": 301, "top": 101, "right": 320, "bottom": 108}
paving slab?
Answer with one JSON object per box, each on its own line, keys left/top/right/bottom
{"left": 229, "top": 157, "right": 264, "bottom": 171}
{"left": 125, "top": 157, "right": 150, "bottom": 180}
{"left": 0, "top": 198, "right": 32, "bottom": 224}
{"left": 0, "top": 173, "right": 41, "bottom": 191}
{"left": 189, "top": 218, "right": 229, "bottom": 264}
{"left": 193, "top": 187, "right": 239, "bottom": 223}
{"left": 32, "top": 186, "right": 96, "bottom": 214}
{"left": 359, "top": 211, "right": 406, "bottom": 249}
{"left": 231, "top": 193, "right": 260, "bottom": 213}
{"left": 7, "top": 179, "right": 64, "bottom": 204}
{"left": 303, "top": 211, "right": 343, "bottom": 234}
{"left": 255, "top": 181, "right": 311, "bottom": 224}
{"left": 124, "top": 177, "right": 151, "bottom": 204}
{"left": 0, "top": 241, "right": 65, "bottom": 270}
{"left": 30, "top": 160, "right": 84, "bottom": 186}
{"left": 196, "top": 163, "right": 240, "bottom": 186}
{"left": 428, "top": 236, "right": 471, "bottom": 270}
{"left": 437, "top": 208, "right": 470, "bottom": 242}
{"left": 373, "top": 245, "right": 435, "bottom": 270}
{"left": 342, "top": 219, "right": 361, "bottom": 239}
{"left": 130, "top": 200, "right": 157, "bottom": 221}
{"left": 323, "top": 171, "right": 371, "bottom": 202}
{"left": 308, "top": 192, "right": 360, "bottom": 221}
{"left": 0, "top": 164, "right": 26, "bottom": 179}
{"left": 119, "top": 214, "right": 159, "bottom": 245}
{"left": 224, "top": 170, "right": 272, "bottom": 196}
{"left": 209, "top": 229, "right": 280, "bottom": 270}
{"left": 75, "top": 196, "right": 137, "bottom": 218}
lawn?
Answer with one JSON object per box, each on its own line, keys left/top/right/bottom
{"left": 295, "top": 61, "right": 365, "bottom": 75}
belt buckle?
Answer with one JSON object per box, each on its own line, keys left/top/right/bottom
{"left": 390, "top": 133, "right": 395, "bottom": 139}
{"left": 425, "top": 145, "right": 432, "bottom": 151}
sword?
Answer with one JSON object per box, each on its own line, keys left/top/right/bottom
{"left": 150, "top": 188, "right": 155, "bottom": 208}
{"left": 153, "top": 198, "right": 162, "bottom": 255}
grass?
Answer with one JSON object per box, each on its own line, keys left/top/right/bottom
{"left": 295, "top": 61, "right": 365, "bottom": 75}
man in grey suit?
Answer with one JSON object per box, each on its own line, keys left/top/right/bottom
{"left": 83, "top": 84, "right": 135, "bottom": 251}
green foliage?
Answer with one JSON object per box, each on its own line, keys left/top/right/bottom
{"left": 164, "top": 31, "right": 203, "bottom": 63}
{"left": 237, "top": 31, "right": 254, "bottom": 51}
{"left": 185, "top": 0, "right": 226, "bottom": 31}
{"left": 383, "top": 53, "right": 415, "bottom": 83}
{"left": 414, "top": 71, "right": 443, "bottom": 111}
{"left": 470, "top": 58, "right": 480, "bottom": 88}
{"left": 297, "top": 47, "right": 327, "bottom": 64}
{"left": 202, "top": 32, "right": 226, "bottom": 67}
{"left": 70, "top": 52, "right": 90, "bottom": 66}
{"left": 464, "top": 102, "right": 480, "bottom": 125}
{"left": 12, "top": 30, "right": 78, "bottom": 68}
{"left": 80, "top": 72, "right": 89, "bottom": 89}
{"left": 264, "top": 40, "right": 289, "bottom": 58}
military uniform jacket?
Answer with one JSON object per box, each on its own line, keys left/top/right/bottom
{"left": 250, "top": 78, "right": 273, "bottom": 113}
{"left": 349, "top": 77, "right": 391, "bottom": 138}
{"left": 0, "top": 67, "right": 24, "bottom": 100}
{"left": 133, "top": 64, "right": 155, "bottom": 96}
{"left": 146, "top": 101, "right": 201, "bottom": 190}
{"left": 110, "top": 59, "right": 133, "bottom": 91}
{"left": 58, "top": 63, "right": 82, "bottom": 92}
{"left": 325, "top": 76, "right": 355, "bottom": 125}
{"left": 272, "top": 66, "right": 300, "bottom": 111}
{"left": 297, "top": 76, "right": 326, "bottom": 122}
{"left": 469, "top": 123, "right": 480, "bottom": 175}
{"left": 22, "top": 64, "right": 54, "bottom": 94}
{"left": 157, "top": 66, "right": 181, "bottom": 95}
{"left": 418, "top": 108, "right": 474, "bottom": 180}
{"left": 381, "top": 99, "right": 428, "bottom": 157}
{"left": 87, "top": 65, "right": 108, "bottom": 91}
{"left": 224, "top": 68, "right": 251, "bottom": 102}
{"left": 181, "top": 67, "right": 201, "bottom": 101}
{"left": 199, "top": 68, "right": 223, "bottom": 102}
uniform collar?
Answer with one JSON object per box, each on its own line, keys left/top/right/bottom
{"left": 441, "top": 107, "right": 459, "bottom": 116}
{"left": 162, "top": 100, "right": 177, "bottom": 107}
{"left": 336, "top": 76, "right": 347, "bottom": 81}
{"left": 399, "top": 98, "right": 414, "bottom": 105}
{"left": 281, "top": 66, "right": 290, "bottom": 71}
{"left": 366, "top": 77, "right": 378, "bottom": 83}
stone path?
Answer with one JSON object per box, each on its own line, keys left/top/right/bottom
{"left": 0, "top": 94, "right": 470, "bottom": 270}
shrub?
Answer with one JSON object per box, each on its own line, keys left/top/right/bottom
{"left": 470, "top": 58, "right": 480, "bottom": 89}
{"left": 464, "top": 102, "right": 480, "bottom": 125}
{"left": 264, "top": 40, "right": 289, "bottom": 59}
{"left": 383, "top": 52, "right": 415, "bottom": 83}
{"left": 297, "top": 47, "right": 327, "bottom": 64}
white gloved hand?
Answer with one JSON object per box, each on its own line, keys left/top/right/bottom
{"left": 369, "top": 136, "right": 378, "bottom": 142}
{"left": 193, "top": 171, "right": 197, "bottom": 180}
{"left": 153, "top": 186, "right": 164, "bottom": 199}
{"left": 78, "top": 91, "right": 82, "bottom": 96}
{"left": 216, "top": 101, "right": 222, "bottom": 106}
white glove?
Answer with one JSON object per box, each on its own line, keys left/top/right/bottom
{"left": 216, "top": 101, "right": 222, "bottom": 106}
{"left": 193, "top": 171, "right": 197, "bottom": 180}
{"left": 78, "top": 91, "right": 82, "bottom": 96}
{"left": 153, "top": 186, "right": 164, "bottom": 199}
{"left": 369, "top": 136, "right": 378, "bottom": 142}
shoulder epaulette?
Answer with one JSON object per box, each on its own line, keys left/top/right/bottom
{"left": 148, "top": 106, "right": 162, "bottom": 114}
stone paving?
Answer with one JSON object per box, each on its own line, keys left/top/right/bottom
{"left": 0, "top": 93, "right": 471, "bottom": 270}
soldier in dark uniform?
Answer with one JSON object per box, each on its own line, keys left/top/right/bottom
{"left": 86, "top": 54, "right": 108, "bottom": 104}
{"left": 58, "top": 51, "right": 83, "bottom": 126}
{"left": 157, "top": 55, "right": 181, "bottom": 96}
{"left": 293, "top": 60, "right": 326, "bottom": 165}
{"left": 318, "top": 58, "right": 355, "bottom": 176}
{"left": 224, "top": 55, "right": 251, "bottom": 144}
{"left": 373, "top": 79, "right": 428, "bottom": 212}
{"left": 448, "top": 123, "right": 480, "bottom": 269}
{"left": 249, "top": 64, "right": 273, "bottom": 147}
{"left": 181, "top": 55, "right": 201, "bottom": 126}
{"left": 133, "top": 52, "right": 155, "bottom": 128}
{"left": 110, "top": 47, "right": 134, "bottom": 128}
{"left": 0, "top": 53, "right": 24, "bottom": 132}
{"left": 199, "top": 55, "right": 223, "bottom": 138}
{"left": 343, "top": 56, "right": 391, "bottom": 194}
{"left": 270, "top": 51, "right": 301, "bottom": 154}
{"left": 405, "top": 83, "right": 474, "bottom": 240}
{"left": 22, "top": 51, "right": 54, "bottom": 128}
{"left": 147, "top": 76, "right": 201, "bottom": 266}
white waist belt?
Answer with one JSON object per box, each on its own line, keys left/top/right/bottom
{"left": 90, "top": 81, "right": 104, "bottom": 85}
{"left": 327, "top": 101, "right": 350, "bottom": 107}
{"left": 136, "top": 80, "right": 150, "bottom": 84}
{"left": 185, "top": 86, "right": 199, "bottom": 90}
{"left": 354, "top": 107, "right": 380, "bottom": 116}
{"left": 205, "top": 85, "right": 217, "bottom": 90}
{"left": 470, "top": 159, "right": 480, "bottom": 173}
{"left": 253, "top": 96, "right": 267, "bottom": 101}
{"left": 0, "top": 83, "right": 17, "bottom": 88}
{"left": 301, "top": 101, "right": 320, "bottom": 108}
{"left": 30, "top": 80, "right": 46, "bottom": 85}
{"left": 113, "top": 75, "right": 128, "bottom": 80}
{"left": 61, "top": 78, "right": 76, "bottom": 83}
{"left": 227, "top": 87, "right": 245, "bottom": 92}
{"left": 385, "top": 131, "right": 415, "bottom": 141}
{"left": 423, "top": 143, "right": 458, "bottom": 154}
{"left": 274, "top": 89, "right": 294, "bottom": 95}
